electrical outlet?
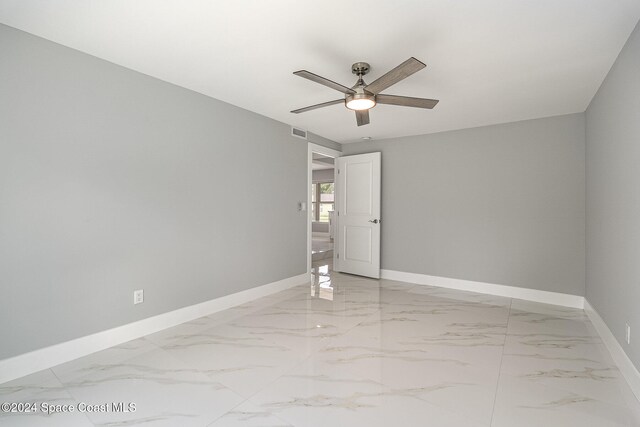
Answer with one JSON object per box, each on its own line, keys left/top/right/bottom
{"left": 626, "top": 324, "right": 631, "bottom": 345}
{"left": 133, "top": 289, "right": 144, "bottom": 305}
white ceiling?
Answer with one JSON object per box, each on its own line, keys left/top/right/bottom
{"left": 1, "top": 1, "right": 639, "bottom": 143}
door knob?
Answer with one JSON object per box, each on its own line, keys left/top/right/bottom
{"left": 368, "top": 219, "right": 379, "bottom": 224}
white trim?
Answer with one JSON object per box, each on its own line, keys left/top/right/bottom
{"left": 307, "top": 143, "right": 341, "bottom": 274}
{"left": 380, "top": 269, "right": 584, "bottom": 309}
{"left": 584, "top": 300, "right": 640, "bottom": 401}
{"left": 0, "top": 273, "right": 308, "bottom": 385}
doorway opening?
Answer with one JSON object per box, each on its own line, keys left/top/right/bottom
{"left": 307, "top": 144, "right": 341, "bottom": 276}
{"left": 311, "top": 154, "right": 335, "bottom": 263}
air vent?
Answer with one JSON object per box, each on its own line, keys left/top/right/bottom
{"left": 291, "top": 127, "right": 308, "bottom": 140}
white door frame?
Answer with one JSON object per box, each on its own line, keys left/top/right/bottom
{"left": 307, "top": 143, "right": 341, "bottom": 274}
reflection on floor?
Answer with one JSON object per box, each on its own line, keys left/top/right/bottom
{"left": 1, "top": 261, "right": 639, "bottom": 426}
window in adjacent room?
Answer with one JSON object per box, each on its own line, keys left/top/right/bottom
{"left": 311, "top": 182, "right": 334, "bottom": 222}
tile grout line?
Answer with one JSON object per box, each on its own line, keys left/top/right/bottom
{"left": 204, "top": 393, "right": 291, "bottom": 427}
{"left": 48, "top": 367, "right": 97, "bottom": 426}
{"left": 488, "top": 297, "right": 513, "bottom": 426}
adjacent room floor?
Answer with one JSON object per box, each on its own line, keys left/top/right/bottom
{"left": 312, "top": 234, "right": 333, "bottom": 261}
{"left": 1, "top": 262, "right": 639, "bottom": 426}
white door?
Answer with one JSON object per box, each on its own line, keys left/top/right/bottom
{"left": 335, "top": 152, "right": 381, "bottom": 278}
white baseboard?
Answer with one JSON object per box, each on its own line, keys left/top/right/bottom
{"left": 380, "top": 269, "right": 584, "bottom": 309}
{"left": 0, "top": 273, "right": 309, "bottom": 385}
{"left": 584, "top": 300, "right": 640, "bottom": 402}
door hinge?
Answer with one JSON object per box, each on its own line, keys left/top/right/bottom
{"left": 337, "top": 253, "right": 339, "bottom": 259}
{"left": 338, "top": 169, "right": 340, "bottom": 174}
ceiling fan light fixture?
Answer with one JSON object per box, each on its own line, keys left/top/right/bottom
{"left": 345, "top": 93, "right": 376, "bottom": 111}
{"left": 291, "top": 58, "right": 438, "bottom": 126}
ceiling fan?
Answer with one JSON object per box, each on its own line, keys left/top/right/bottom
{"left": 291, "top": 57, "right": 439, "bottom": 126}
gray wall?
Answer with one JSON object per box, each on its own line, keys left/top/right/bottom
{"left": 0, "top": 24, "right": 308, "bottom": 359}
{"left": 343, "top": 113, "right": 586, "bottom": 296}
{"left": 586, "top": 21, "right": 640, "bottom": 369}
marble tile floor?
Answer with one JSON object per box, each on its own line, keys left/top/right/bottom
{"left": 1, "top": 262, "right": 639, "bottom": 426}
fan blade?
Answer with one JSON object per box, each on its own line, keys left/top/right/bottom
{"left": 364, "top": 57, "right": 426, "bottom": 94}
{"left": 376, "top": 94, "right": 439, "bottom": 109}
{"left": 355, "top": 110, "right": 370, "bottom": 126}
{"left": 291, "top": 99, "right": 344, "bottom": 114}
{"left": 293, "top": 70, "right": 356, "bottom": 95}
